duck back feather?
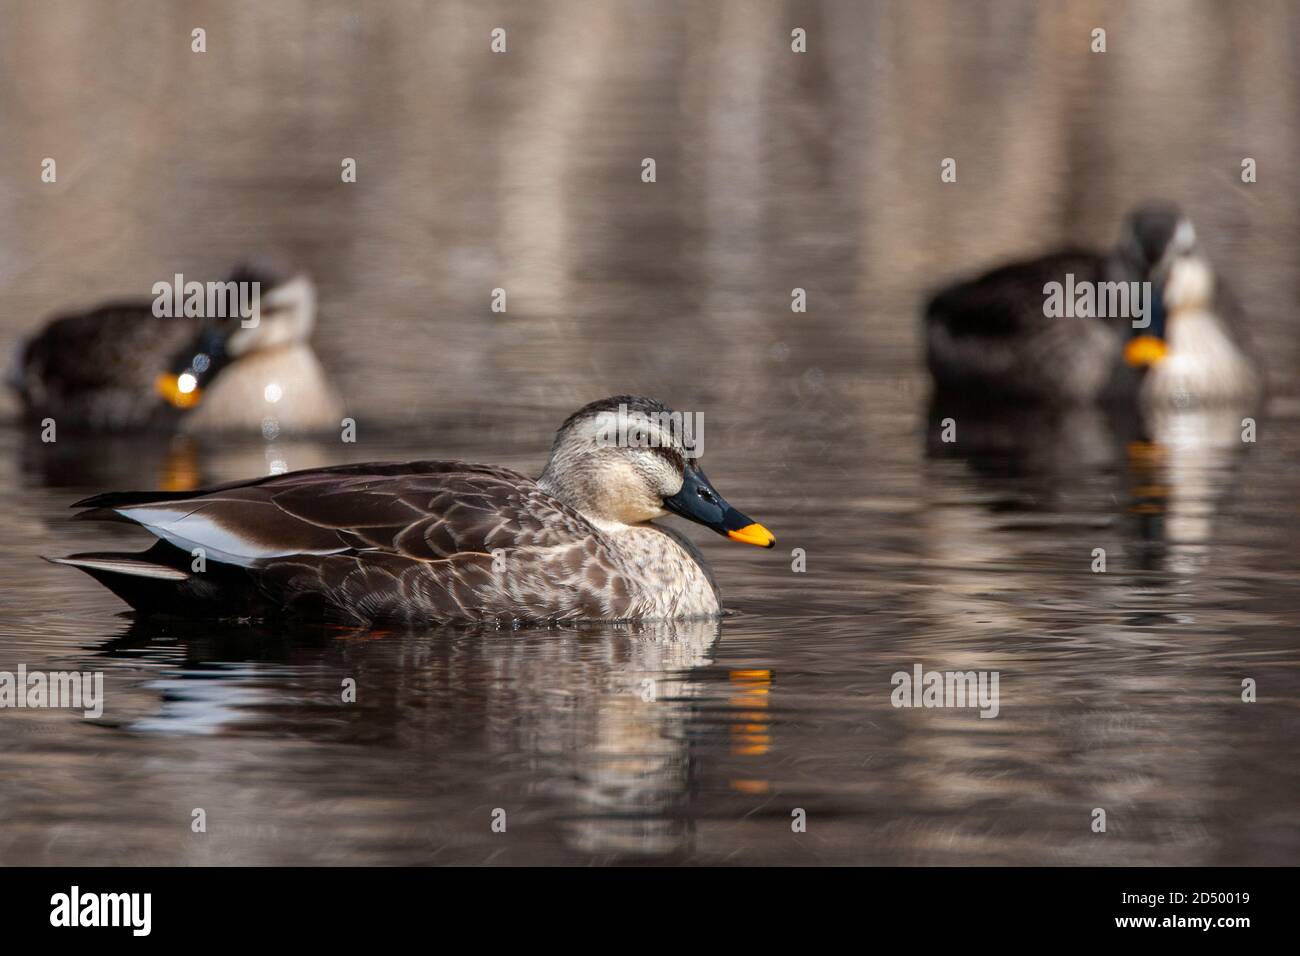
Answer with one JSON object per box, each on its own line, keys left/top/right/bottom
{"left": 57, "top": 460, "right": 713, "bottom": 624}
{"left": 924, "top": 249, "right": 1125, "bottom": 403}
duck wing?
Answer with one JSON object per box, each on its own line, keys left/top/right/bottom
{"left": 64, "top": 461, "right": 627, "bottom": 623}
{"left": 12, "top": 303, "right": 200, "bottom": 429}
{"left": 924, "top": 249, "right": 1121, "bottom": 401}
{"left": 19, "top": 304, "right": 192, "bottom": 390}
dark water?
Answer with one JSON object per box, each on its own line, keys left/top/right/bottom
{"left": 2, "top": 0, "right": 1299, "bottom": 865}
{"left": 4, "top": 402, "right": 1299, "bottom": 865}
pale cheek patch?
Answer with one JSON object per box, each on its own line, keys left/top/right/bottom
{"left": 597, "top": 459, "right": 666, "bottom": 524}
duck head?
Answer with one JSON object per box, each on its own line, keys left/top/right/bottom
{"left": 1115, "top": 202, "right": 1214, "bottom": 369}
{"left": 538, "top": 395, "right": 775, "bottom": 547}
{"left": 155, "top": 270, "right": 317, "bottom": 410}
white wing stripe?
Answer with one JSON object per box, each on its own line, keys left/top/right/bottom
{"left": 119, "top": 507, "right": 348, "bottom": 567}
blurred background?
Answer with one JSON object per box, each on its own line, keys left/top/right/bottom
{"left": 3, "top": 0, "right": 1298, "bottom": 422}
{"left": 0, "top": 0, "right": 1297, "bottom": 865}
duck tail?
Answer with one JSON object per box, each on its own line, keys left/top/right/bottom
{"left": 45, "top": 551, "right": 187, "bottom": 614}
{"left": 44, "top": 539, "right": 228, "bottom": 616}
{"left": 47, "top": 539, "right": 259, "bottom": 618}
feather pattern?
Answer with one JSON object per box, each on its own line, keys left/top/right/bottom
{"left": 63, "top": 460, "right": 722, "bottom": 625}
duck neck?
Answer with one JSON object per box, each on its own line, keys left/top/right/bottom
{"left": 537, "top": 466, "right": 632, "bottom": 535}
{"left": 538, "top": 464, "right": 720, "bottom": 617}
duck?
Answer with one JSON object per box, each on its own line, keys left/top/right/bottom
{"left": 923, "top": 202, "right": 1262, "bottom": 407}
{"left": 8, "top": 265, "right": 344, "bottom": 434}
{"left": 49, "top": 395, "right": 776, "bottom": 624}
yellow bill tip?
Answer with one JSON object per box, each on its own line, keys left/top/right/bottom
{"left": 727, "top": 522, "right": 775, "bottom": 548}
{"left": 154, "top": 372, "right": 202, "bottom": 409}
{"left": 1124, "top": 335, "right": 1169, "bottom": 368}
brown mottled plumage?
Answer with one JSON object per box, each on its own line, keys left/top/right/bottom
{"left": 50, "top": 397, "right": 775, "bottom": 625}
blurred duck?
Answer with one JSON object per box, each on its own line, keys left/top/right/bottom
{"left": 924, "top": 203, "right": 1262, "bottom": 407}
{"left": 50, "top": 395, "right": 776, "bottom": 624}
{"left": 8, "top": 267, "right": 344, "bottom": 433}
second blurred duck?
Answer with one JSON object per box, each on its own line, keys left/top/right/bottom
{"left": 8, "top": 266, "right": 344, "bottom": 434}
{"left": 923, "top": 202, "right": 1262, "bottom": 408}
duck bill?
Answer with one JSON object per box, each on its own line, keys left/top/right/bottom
{"left": 1125, "top": 275, "right": 1169, "bottom": 368}
{"left": 1124, "top": 335, "right": 1168, "bottom": 368}
{"left": 662, "top": 464, "right": 775, "bottom": 548}
{"left": 154, "top": 372, "right": 202, "bottom": 409}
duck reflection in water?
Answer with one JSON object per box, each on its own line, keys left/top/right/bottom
{"left": 92, "top": 616, "right": 735, "bottom": 859}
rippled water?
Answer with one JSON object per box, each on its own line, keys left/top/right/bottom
{"left": 2, "top": 0, "right": 1299, "bottom": 865}
{"left": 3, "top": 395, "right": 1298, "bottom": 865}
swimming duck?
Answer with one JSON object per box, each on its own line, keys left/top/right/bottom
{"left": 8, "top": 266, "right": 343, "bottom": 433}
{"left": 50, "top": 396, "right": 776, "bottom": 624}
{"left": 923, "top": 203, "right": 1261, "bottom": 406}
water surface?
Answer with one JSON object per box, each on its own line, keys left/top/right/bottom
{"left": 1, "top": 0, "right": 1298, "bottom": 865}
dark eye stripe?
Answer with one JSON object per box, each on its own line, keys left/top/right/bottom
{"left": 648, "top": 445, "right": 685, "bottom": 473}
